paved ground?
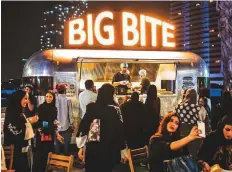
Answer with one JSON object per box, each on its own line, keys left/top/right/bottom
{"left": 72, "top": 167, "right": 84, "bottom": 172}
{"left": 71, "top": 164, "right": 149, "bottom": 172}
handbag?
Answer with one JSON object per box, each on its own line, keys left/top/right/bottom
{"left": 24, "top": 114, "right": 35, "bottom": 140}
{"left": 87, "top": 119, "right": 100, "bottom": 142}
{"left": 41, "top": 133, "right": 52, "bottom": 142}
{"left": 76, "top": 118, "right": 100, "bottom": 148}
{"left": 76, "top": 134, "right": 88, "bottom": 148}
{"left": 163, "top": 155, "right": 200, "bottom": 172}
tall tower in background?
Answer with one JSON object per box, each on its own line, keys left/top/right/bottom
{"left": 170, "top": 1, "right": 222, "bottom": 85}
{"left": 40, "top": 1, "right": 88, "bottom": 50}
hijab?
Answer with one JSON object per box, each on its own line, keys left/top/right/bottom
{"left": 5, "top": 90, "right": 27, "bottom": 122}
{"left": 215, "top": 115, "right": 232, "bottom": 145}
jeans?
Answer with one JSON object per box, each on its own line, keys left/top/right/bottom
{"left": 54, "top": 129, "right": 72, "bottom": 155}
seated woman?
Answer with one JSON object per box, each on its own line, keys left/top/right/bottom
{"left": 149, "top": 112, "right": 201, "bottom": 172}
{"left": 198, "top": 115, "right": 232, "bottom": 171}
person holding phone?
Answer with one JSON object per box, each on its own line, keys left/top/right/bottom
{"left": 23, "top": 84, "right": 37, "bottom": 118}
{"left": 149, "top": 112, "right": 202, "bottom": 172}
{"left": 174, "top": 89, "right": 211, "bottom": 158}
{"left": 32, "top": 90, "right": 63, "bottom": 172}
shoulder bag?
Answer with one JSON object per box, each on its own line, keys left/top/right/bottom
{"left": 163, "top": 154, "right": 200, "bottom": 172}
{"left": 23, "top": 114, "right": 35, "bottom": 140}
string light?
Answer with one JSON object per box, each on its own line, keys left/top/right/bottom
{"left": 40, "top": 1, "right": 88, "bottom": 50}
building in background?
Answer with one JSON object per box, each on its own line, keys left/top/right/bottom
{"left": 170, "top": 1, "right": 223, "bottom": 85}
{"left": 40, "top": 1, "right": 88, "bottom": 50}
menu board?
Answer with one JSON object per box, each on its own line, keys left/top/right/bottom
{"left": 182, "top": 76, "right": 196, "bottom": 91}
{"left": 54, "top": 72, "right": 77, "bottom": 98}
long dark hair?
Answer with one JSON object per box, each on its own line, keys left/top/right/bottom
{"left": 153, "top": 112, "right": 181, "bottom": 139}
{"left": 96, "top": 83, "right": 115, "bottom": 105}
{"left": 199, "top": 87, "right": 210, "bottom": 98}
{"left": 5, "top": 90, "right": 27, "bottom": 120}
{"left": 216, "top": 115, "right": 232, "bottom": 144}
{"left": 199, "top": 96, "right": 209, "bottom": 109}
{"left": 145, "top": 84, "right": 157, "bottom": 106}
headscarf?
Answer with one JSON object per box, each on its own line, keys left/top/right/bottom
{"left": 145, "top": 84, "right": 158, "bottom": 106}
{"left": 216, "top": 115, "right": 232, "bottom": 145}
{"left": 96, "top": 83, "right": 115, "bottom": 105}
{"left": 43, "top": 90, "right": 56, "bottom": 106}
{"left": 38, "top": 90, "right": 56, "bottom": 117}
{"left": 131, "top": 92, "right": 139, "bottom": 102}
{"left": 5, "top": 90, "right": 27, "bottom": 121}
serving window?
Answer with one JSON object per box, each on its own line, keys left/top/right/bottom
{"left": 77, "top": 62, "right": 176, "bottom": 90}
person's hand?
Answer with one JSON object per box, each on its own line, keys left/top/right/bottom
{"left": 54, "top": 120, "right": 61, "bottom": 127}
{"left": 187, "top": 126, "right": 202, "bottom": 141}
{"left": 120, "top": 81, "right": 127, "bottom": 85}
{"left": 56, "top": 133, "right": 64, "bottom": 143}
{"left": 229, "top": 164, "right": 232, "bottom": 170}
{"left": 202, "top": 162, "right": 211, "bottom": 172}
{"left": 127, "top": 83, "right": 131, "bottom": 88}
{"left": 28, "top": 115, "right": 38, "bottom": 124}
{"left": 92, "top": 86, "right": 97, "bottom": 93}
{"left": 78, "top": 148, "right": 84, "bottom": 160}
{"left": 121, "top": 157, "right": 128, "bottom": 164}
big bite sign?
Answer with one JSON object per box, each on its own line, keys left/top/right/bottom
{"left": 64, "top": 11, "right": 175, "bottom": 50}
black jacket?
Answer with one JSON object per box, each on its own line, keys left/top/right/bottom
{"left": 149, "top": 135, "right": 188, "bottom": 172}
{"left": 78, "top": 103, "right": 125, "bottom": 159}
{"left": 121, "top": 100, "right": 146, "bottom": 149}
{"left": 198, "top": 131, "right": 232, "bottom": 170}
{"left": 34, "top": 102, "right": 58, "bottom": 145}
{"left": 4, "top": 112, "right": 28, "bottom": 147}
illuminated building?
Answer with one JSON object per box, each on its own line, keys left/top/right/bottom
{"left": 40, "top": 1, "right": 88, "bottom": 50}
{"left": 170, "top": 1, "right": 223, "bottom": 85}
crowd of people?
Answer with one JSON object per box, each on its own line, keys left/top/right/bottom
{"left": 77, "top": 79, "right": 232, "bottom": 172}
{"left": 2, "top": 84, "right": 73, "bottom": 172}
{"left": 2, "top": 79, "right": 232, "bottom": 172}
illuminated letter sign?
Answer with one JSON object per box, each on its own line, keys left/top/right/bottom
{"left": 95, "top": 11, "right": 114, "bottom": 45}
{"left": 69, "top": 19, "right": 86, "bottom": 45}
{"left": 122, "top": 12, "right": 139, "bottom": 46}
{"left": 146, "top": 16, "right": 162, "bottom": 47}
{"left": 162, "top": 22, "right": 175, "bottom": 47}
{"left": 64, "top": 11, "right": 175, "bottom": 50}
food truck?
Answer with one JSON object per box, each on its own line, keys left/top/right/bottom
{"left": 22, "top": 11, "right": 209, "bottom": 138}
{"left": 22, "top": 49, "right": 209, "bottom": 115}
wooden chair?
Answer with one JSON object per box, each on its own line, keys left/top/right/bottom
{"left": 46, "top": 152, "right": 74, "bottom": 172}
{"left": 3, "top": 145, "right": 14, "bottom": 170}
{"left": 127, "top": 146, "right": 149, "bottom": 172}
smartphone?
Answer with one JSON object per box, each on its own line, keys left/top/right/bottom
{"left": 197, "top": 121, "right": 206, "bottom": 138}
{"left": 43, "top": 121, "right": 48, "bottom": 128}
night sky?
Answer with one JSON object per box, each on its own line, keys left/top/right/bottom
{"left": 1, "top": 1, "right": 169, "bottom": 81}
